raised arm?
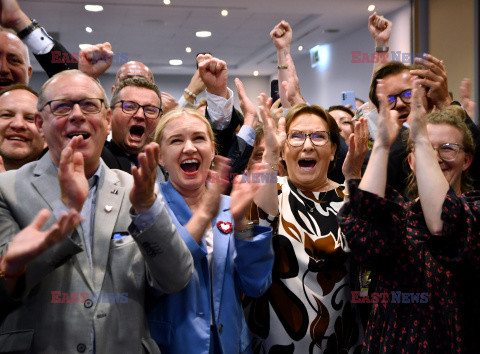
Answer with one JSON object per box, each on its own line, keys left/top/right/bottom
{"left": 409, "top": 80, "right": 449, "bottom": 234}
{"left": 254, "top": 93, "right": 286, "bottom": 216}
{"left": 459, "top": 78, "right": 476, "bottom": 119}
{"left": 271, "top": 20, "right": 293, "bottom": 108}
{"left": 368, "top": 12, "right": 392, "bottom": 75}
{"left": 359, "top": 79, "right": 402, "bottom": 197}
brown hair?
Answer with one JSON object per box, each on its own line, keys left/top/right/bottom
{"left": 285, "top": 103, "right": 340, "bottom": 172}
{"left": 369, "top": 62, "right": 424, "bottom": 109}
{"left": 111, "top": 77, "right": 162, "bottom": 109}
{"left": 405, "top": 106, "right": 475, "bottom": 199}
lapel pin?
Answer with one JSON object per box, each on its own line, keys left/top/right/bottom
{"left": 104, "top": 205, "right": 113, "bottom": 213}
{"left": 216, "top": 221, "right": 232, "bottom": 234}
{"left": 111, "top": 189, "right": 118, "bottom": 195}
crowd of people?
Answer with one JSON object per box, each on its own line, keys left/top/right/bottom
{"left": 0, "top": 0, "right": 479, "bottom": 352}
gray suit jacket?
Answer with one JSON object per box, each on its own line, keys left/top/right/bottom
{"left": 0, "top": 154, "right": 193, "bottom": 353}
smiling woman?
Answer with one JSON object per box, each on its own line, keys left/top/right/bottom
{"left": 147, "top": 108, "right": 274, "bottom": 353}
{"left": 244, "top": 102, "right": 366, "bottom": 353}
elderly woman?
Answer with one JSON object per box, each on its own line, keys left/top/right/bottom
{"left": 338, "top": 81, "right": 480, "bottom": 352}
{"left": 244, "top": 96, "right": 367, "bottom": 353}
{"left": 147, "top": 108, "right": 274, "bottom": 354}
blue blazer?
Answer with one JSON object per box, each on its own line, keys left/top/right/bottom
{"left": 148, "top": 181, "right": 273, "bottom": 354}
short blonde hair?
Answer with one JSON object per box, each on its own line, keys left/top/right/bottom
{"left": 153, "top": 108, "right": 216, "bottom": 152}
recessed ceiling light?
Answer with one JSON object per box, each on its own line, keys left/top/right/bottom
{"left": 169, "top": 59, "right": 183, "bottom": 66}
{"left": 253, "top": 70, "right": 259, "bottom": 76}
{"left": 196, "top": 31, "right": 211, "bottom": 38}
{"left": 185, "top": 47, "right": 192, "bottom": 53}
{"left": 164, "top": 0, "right": 171, "bottom": 5}
{"left": 85, "top": 27, "right": 93, "bottom": 33}
{"left": 368, "top": 5, "right": 375, "bottom": 11}
{"left": 298, "top": 45, "right": 303, "bottom": 51}
{"left": 84, "top": 5, "right": 103, "bottom": 12}
{"left": 79, "top": 44, "right": 92, "bottom": 50}
{"left": 221, "top": 9, "right": 228, "bottom": 16}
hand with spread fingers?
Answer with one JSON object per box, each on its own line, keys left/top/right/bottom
{"left": 375, "top": 79, "right": 403, "bottom": 149}
{"left": 342, "top": 117, "right": 369, "bottom": 181}
{"left": 410, "top": 54, "right": 452, "bottom": 110}
{"left": 59, "top": 136, "right": 89, "bottom": 212}
{"left": 1, "top": 208, "right": 81, "bottom": 280}
{"left": 79, "top": 42, "right": 114, "bottom": 79}
{"left": 129, "top": 142, "right": 159, "bottom": 214}
{"left": 235, "top": 78, "right": 259, "bottom": 129}
{"left": 408, "top": 80, "right": 429, "bottom": 143}
{"left": 230, "top": 163, "right": 268, "bottom": 231}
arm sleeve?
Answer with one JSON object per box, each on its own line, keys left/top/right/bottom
{"left": 233, "top": 225, "right": 273, "bottom": 297}
{"left": 426, "top": 188, "right": 480, "bottom": 272}
{"left": 337, "top": 179, "right": 408, "bottom": 269}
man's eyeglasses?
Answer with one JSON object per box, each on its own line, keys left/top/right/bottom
{"left": 287, "top": 131, "right": 330, "bottom": 147}
{"left": 433, "top": 143, "right": 464, "bottom": 162}
{"left": 387, "top": 89, "right": 412, "bottom": 109}
{"left": 42, "top": 98, "right": 105, "bottom": 116}
{"left": 112, "top": 100, "right": 162, "bottom": 120}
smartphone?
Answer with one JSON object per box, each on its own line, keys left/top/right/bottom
{"left": 341, "top": 91, "right": 356, "bottom": 109}
{"left": 271, "top": 80, "right": 280, "bottom": 103}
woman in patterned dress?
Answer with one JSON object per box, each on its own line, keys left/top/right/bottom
{"left": 244, "top": 95, "right": 368, "bottom": 353}
{"left": 338, "top": 80, "right": 480, "bottom": 352}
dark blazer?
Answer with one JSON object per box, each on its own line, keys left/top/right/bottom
{"left": 206, "top": 108, "right": 253, "bottom": 175}
{"left": 34, "top": 40, "right": 79, "bottom": 77}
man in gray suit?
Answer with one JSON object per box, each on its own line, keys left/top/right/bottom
{"left": 0, "top": 69, "right": 193, "bottom": 353}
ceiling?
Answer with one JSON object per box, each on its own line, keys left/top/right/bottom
{"left": 21, "top": 0, "right": 409, "bottom": 77}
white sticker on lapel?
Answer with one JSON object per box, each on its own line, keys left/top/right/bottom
{"left": 104, "top": 205, "right": 113, "bottom": 213}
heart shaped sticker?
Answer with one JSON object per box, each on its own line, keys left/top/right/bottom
{"left": 216, "top": 221, "right": 232, "bottom": 234}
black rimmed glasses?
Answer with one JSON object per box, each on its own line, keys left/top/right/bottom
{"left": 433, "top": 143, "right": 464, "bottom": 162}
{"left": 42, "top": 98, "right": 105, "bottom": 116}
{"left": 387, "top": 89, "right": 412, "bottom": 109}
{"left": 112, "top": 100, "right": 162, "bottom": 120}
{"left": 287, "top": 131, "right": 330, "bottom": 147}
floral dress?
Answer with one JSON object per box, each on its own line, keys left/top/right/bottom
{"left": 244, "top": 176, "right": 364, "bottom": 353}
{"left": 338, "top": 180, "right": 480, "bottom": 353}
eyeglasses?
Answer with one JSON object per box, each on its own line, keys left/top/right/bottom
{"left": 387, "top": 89, "right": 412, "bottom": 109}
{"left": 287, "top": 131, "right": 330, "bottom": 147}
{"left": 433, "top": 143, "right": 464, "bottom": 162}
{"left": 112, "top": 100, "right": 162, "bottom": 120}
{"left": 42, "top": 98, "right": 105, "bottom": 116}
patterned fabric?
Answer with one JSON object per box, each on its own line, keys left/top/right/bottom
{"left": 244, "top": 176, "right": 364, "bottom": 353}
{"left": 338, "top": 180, "right": 480, "bottom": 353}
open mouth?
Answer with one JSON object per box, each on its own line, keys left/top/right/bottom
{"left": 7, "top": 136, "right": 27, "bottom": 142}
{"left": 298, "top": 159, "right": 317, "bottom": 171}
{"left": 398, "top": 113, "right": 409, "bottom": 122}
{"left": 180, "top": 159, "right": 200, "bottom": 175}
{"left": 130, "top": 125, "right": 145, "bottom": 140}
{"left": 67, "top": 132, "right": 90, "bottom": 140}
{"left": 0, "top": 78, "right": 13, "bottom": 88}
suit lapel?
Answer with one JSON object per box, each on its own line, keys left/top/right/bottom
{"left": 212, "top": 197, "right": 231, "bottom": 322}
{"left": 91, "top": 163, "right": 125, "bottom": 290}
{"left": 31, "top": 154, "right": 94, "bottom": 290}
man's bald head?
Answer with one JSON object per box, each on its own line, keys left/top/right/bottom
{"left": 112, "top": 61, "right": 154, "bottom": 93}
{"left": 0, "top": 29, "right": 32, "bottom": 90}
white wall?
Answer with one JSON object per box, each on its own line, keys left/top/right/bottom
{"left": 276, "top": 4, "right": 411, "bottom": 108}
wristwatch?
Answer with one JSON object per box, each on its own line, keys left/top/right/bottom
{"left": 17, "top": 19, "right": 40, "bottom": 39}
